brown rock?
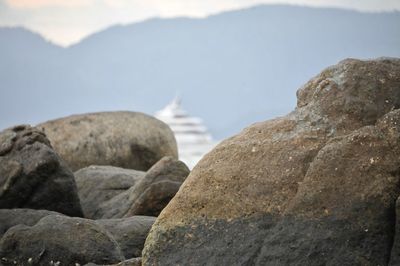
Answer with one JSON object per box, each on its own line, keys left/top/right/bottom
{"left": 142, "top": 58, "right": 400, "bottom": 265}
{"left": 38, "top": 111, "right": 178, "bottom": 171}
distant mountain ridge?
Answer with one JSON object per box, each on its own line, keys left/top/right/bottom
{"left": 1, "top": 5, "right": 400, "bottom": 139}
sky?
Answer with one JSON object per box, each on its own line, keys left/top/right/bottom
{"left": 0, "top": 0, "right": 399, "bottom": 46}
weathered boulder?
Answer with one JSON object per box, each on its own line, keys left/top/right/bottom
{"left": 97, "top": 216, "right": 156, "bottom": 259}
{"left": 75, "top": 165, "right": 145, "bottom": 219}
{"left": 390, "top": 197, "right": 400, "bottom": 265}
{"left": 97, "top": 156, "right": 190, "bottom": 219}
{"left": 0, "top": 215, "right": 124, "bottom": 266}
{"left": 0, "top": 125, "right": 83, "bottom": 217}
{"left": 84, "top": 257, "right": 142, "bottom": 266}
{"left": 0, "top": 209, "right": 152, "bottom": 264}
{"left": 115, "top": 258, "right": 142, "bottom": 266}
{"left": 38, "top": 111, "right": 178, "bottom": 171}
{"left": 0, "top": 209, "right": 62, "bottom": 238}
{"left": 143, "top": 58, "right": 400, "bottom": 265}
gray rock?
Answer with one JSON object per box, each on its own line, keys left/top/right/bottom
{"left": 0, "top": 125, "right": 83, "bottom": 217}
{"left": 0, "top": 209, "right": 62, "bottom": 238}
{"left": 115, "top": 258, "right": 142, "bottom": 266}
{"left": 84, "top": 257, "right": 142, "bottom": 266}
{"left": 97, "top": 216, "right": 155, "bottom": 259}
{"left": 75, "top": 165, "right": 145, "bottom": 219}
{"left": 38, "top": 111, "right": 178, "bottom": 171}
{"left": 143, "top": 58, "right": 400, "bottom": 265}
{"left": 390, "top": 196, "right": 400, "bottom": 265}
{"left": 0, "top": 215, "right": 124, "bottom": 266}
{"left": 97, "top": 156, "right": 190, "bottom": 219}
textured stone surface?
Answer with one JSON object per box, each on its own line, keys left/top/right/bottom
{"left": 0, "top": 125, "right": 83, "bottom": 217}
{"left": 96, "top": 156, "right": 190, "bottom": 219}
{"left": 0, "top": 209, "right": 62, "bottom": 238}
{"left": 75, "top": 165, "right": 145, "bottom": 219}
{"left": 38, "top": 111, "right": 178, "bottom": 171}
{"left": 390, "top": 197, "right": 400, "bottom": 265}
{"left": 143, "top": 58, "right": 400, "bottom": 265}
{"left": 97, "top": 216, "right": 155, "bottom": 259}
{"left": 0, "top": 215, "right": 124, "bottom": 266}
{"left": 0, "top": 210, "right": 152, "bottom": 265}
{"left": 84, "top": 257, "right": 142, "bottom": 266}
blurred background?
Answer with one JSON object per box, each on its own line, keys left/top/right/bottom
{"left": 0, "top": 0, "right": 399, "bottom": 165}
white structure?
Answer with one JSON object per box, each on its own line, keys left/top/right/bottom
{"left": 155, "top": 97, "right": 216, "bottom": 168}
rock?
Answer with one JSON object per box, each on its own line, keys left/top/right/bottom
{"left": 84, "top": 257, "right": 142, "bottom": 266}
{"left": 75, "top": 165, "right": 145, "bottom": 219}
{"left": 38, "top": 111, "right": 178, "bottom": 171}
{"left": 0, "top": 210, "right": 151, "bottom": 264}
{"left": 0, "top": 125, "right": 83, "bottom": 217}
{"left": 97, "top": 156, "right": 190, "bottom": 219}
{"left": 114, "top": 258, "right": 142, "bottom": 266}
{"left": 0, "top": 209, "right": 62, "bottom": 238}
{"left": 390, "top": 197, "right": 400, "bottom": 265}
{"left": 97, "top": 216, "right": 156, "bottom": 259}
{"left": 142, "top": 58, "right": 400, "bottom": 265}
{"left": 0, "top": 215, "right": 124, "bottom": 266}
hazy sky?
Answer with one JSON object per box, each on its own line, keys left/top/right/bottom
{"left": 0, "top": 0, "right": 399, "bottom": 46}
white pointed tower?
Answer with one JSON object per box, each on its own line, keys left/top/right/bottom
{"left": 155, "top": 97, "right": 215, "bottom": 168}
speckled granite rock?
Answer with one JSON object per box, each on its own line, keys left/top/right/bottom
{"left": 143, "top": 58, "right": 400, "bottom": 265}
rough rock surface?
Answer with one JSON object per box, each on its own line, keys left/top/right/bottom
{"left": 97, "top": 216, "right": 155, "bottom": 259}
{"left": 0, "top": 125, "right": 83, "bottom": 217}
{"left": 143, "top": 58, "right": 400, "bottom": 265}
{"left": 84, "top": 257, "right": 142, "bottom": 266}
{"left": 38, "top": 111, "right": 178, "bottom": 171}
{"left": 0, "top": 209, "right": 62, "bottom": 238}
{"left": 75, "top": 165, "right": 145, "bottom": 219}
{"left": 97, "top": 156, "right": 190, "bottom": 219}
{"left": 0, "top": 215, "right": 124, "bottom": 266}
{"left": 390, "top": 197, "right": 400, "bottom": 265}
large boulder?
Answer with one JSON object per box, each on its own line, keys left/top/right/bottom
{"left": 75, "top": 165, "right": 145, "bottom": 219}
{"left": 143, "top": 58, "right": 400, "bottom": 265}
{"left": 0, "top": 125, "right": 83, "bottom": 217}
{"left": 38, "top": 111, "right": 178, "bottom": 171}
{"left": 97, "top": 216, "right": 156, "bottom": 259}
{"left": 0, "top": 209, "right": 153, "bottom": 264}
{"left": 0, "top": 215, "right": 124, "bottom": 266}
{"left": 0, "top": 209, "right": 61, "bottom": 238}
{"left": 84, "top": 258, "right": 142, "bottom": 266}
{"left": 97, "top": 156, "right": 190, "bottom": 219}
{"left": 390, "top": 197, "right": 400, "bottom": 265}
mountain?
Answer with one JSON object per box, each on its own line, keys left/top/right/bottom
{"left": 1, "top": 5, "right": 400, "bottom": 139}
